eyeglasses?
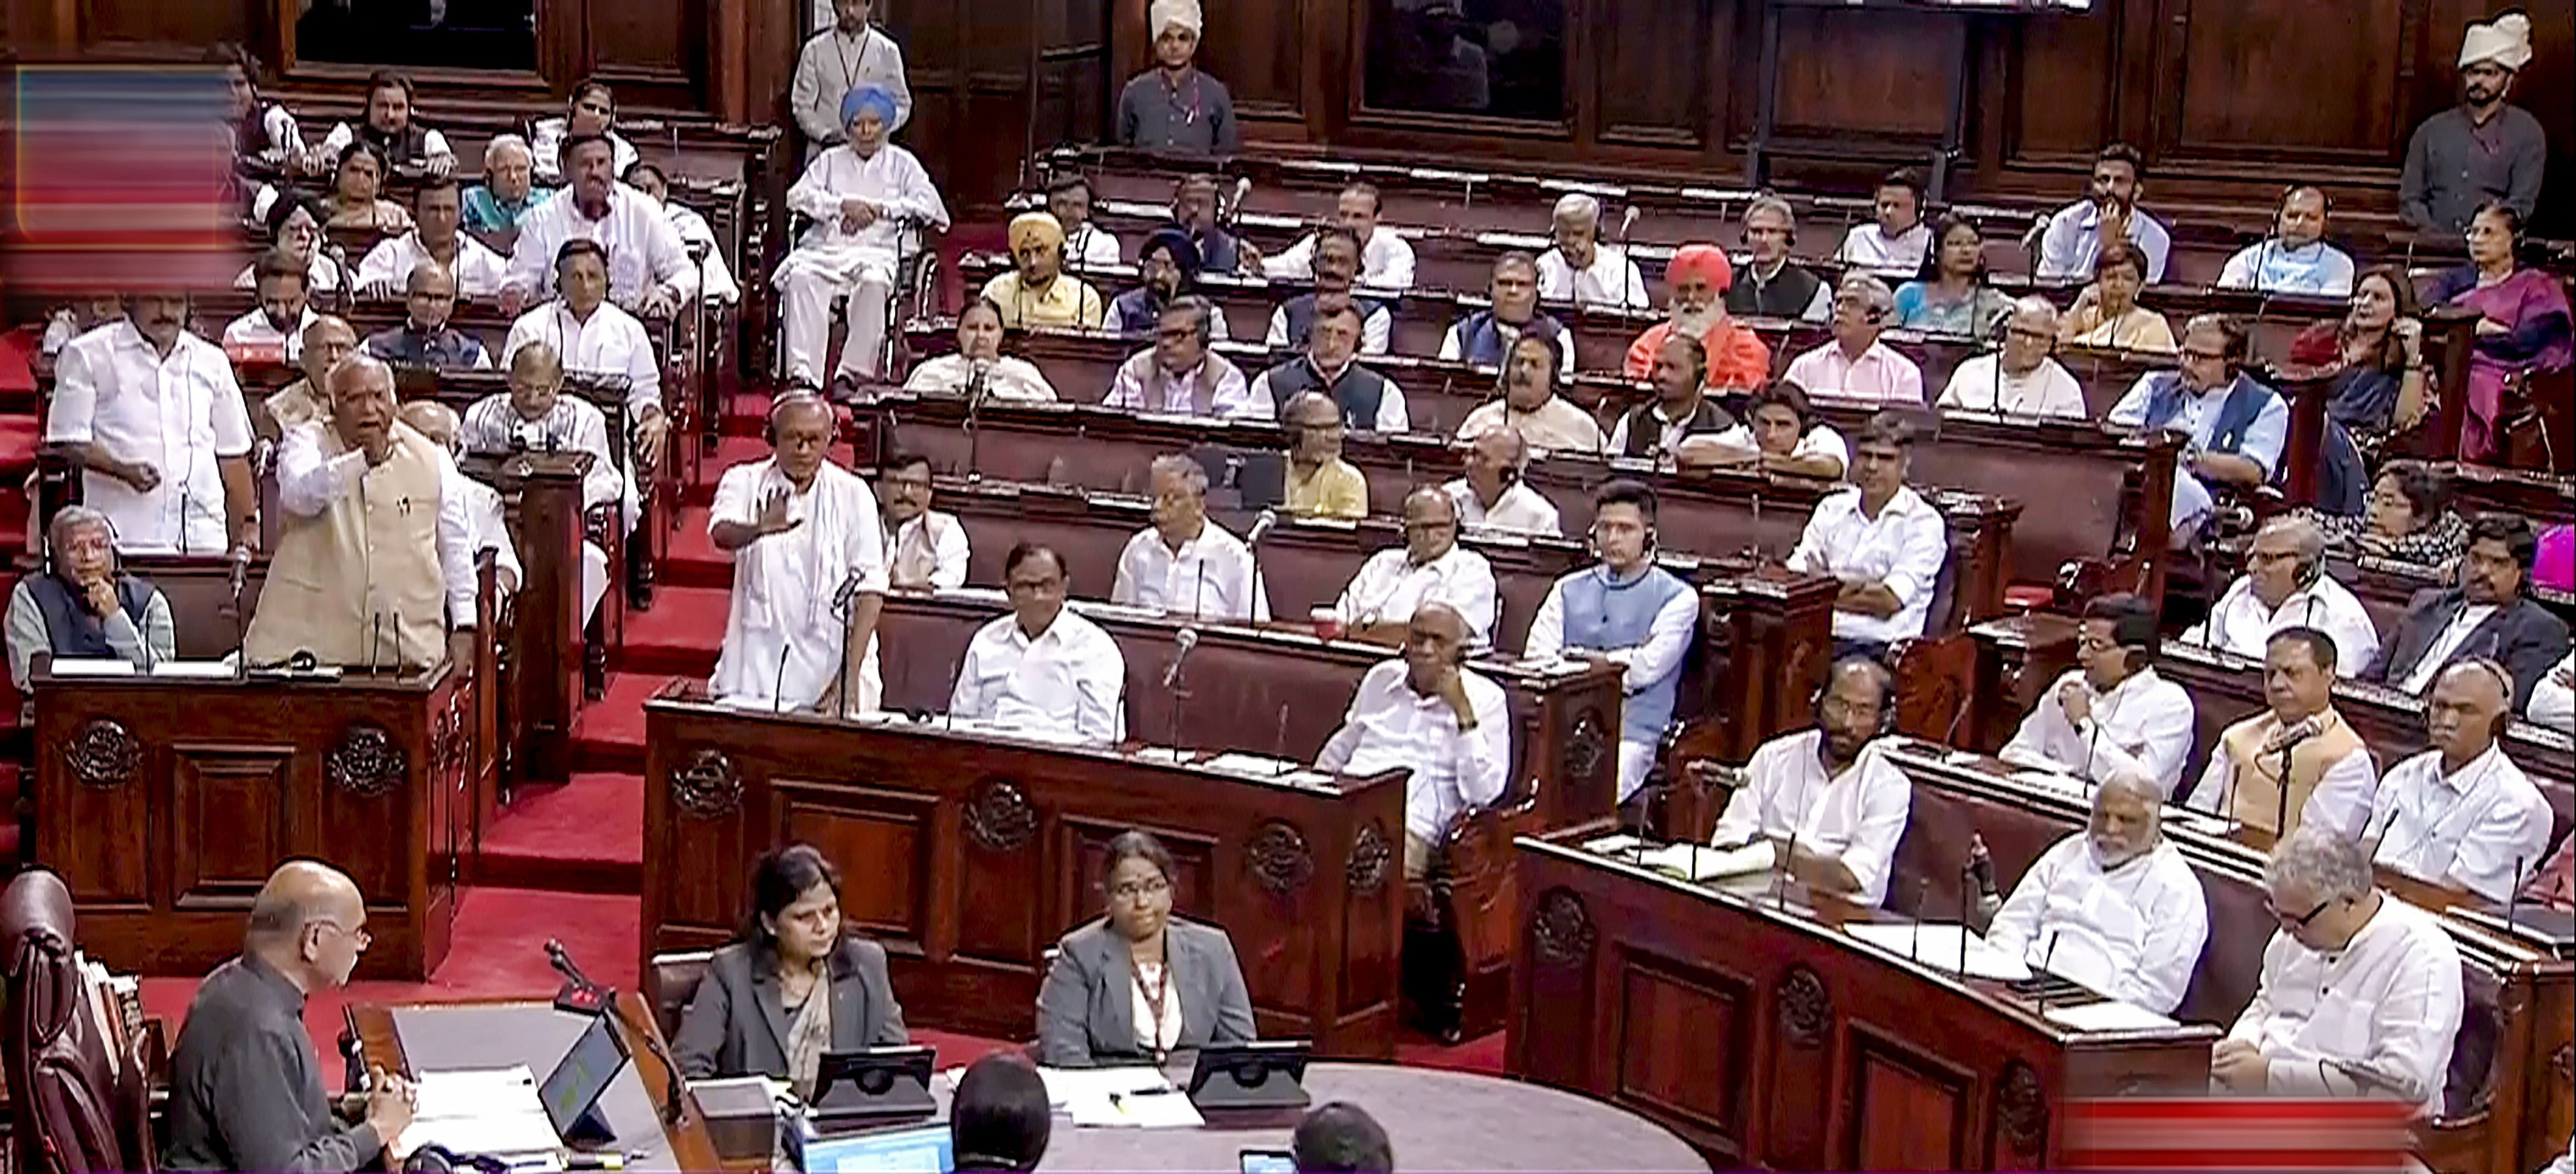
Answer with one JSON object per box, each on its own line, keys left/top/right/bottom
{"left": 2265, "top": 897, "right": 2332, "bottom": 928}
{"left": 1109, "top": 877, "right": 1171, "bottom": 903}
{"left": 310, "top": 918, "right": 374, "bottom": 948}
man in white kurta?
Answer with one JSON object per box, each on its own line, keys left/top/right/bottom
{"left": 2181, "top": 516, "right": 2380, "bottom": 676}
{"left": 1112, "top": 456, "right": 1267, "bottom": 622}
{"left": 1708, "top": 658, "right": 1911, "bottom": 907}
{"left": 1256, "top": 183, "right": 1415, "bottom": 292}
{"left": 2215, "top": 826, "right": 2462, "bottom": 1117}
{"left": 1332, "top": 488, "right": 1498, "bottom": 646}
{"left": 1985, "top": 773, "right": 2209, "bottom": 1014}
{"left": 775, "top": 86, "right": 950, "bottom": 387}
{"left": 1443, "top": 428, "right": 1561, "bottom": 537}
{"left": 2001, "top": 593, "right": 2198, "bottom": 796}
{"left": 950, "top": 546, "right": 1126, "bottom": 743}
{"left": 2366, "top": 662, "right": 2554, "bottom": 903}
{"left": 1317, "top": 604, "right": 1509, "bottom": 881}
{"left": 462, "top": 343, "right": 630, "bottom": 622}
{"left": 222, "top": 257, "right": 317, "bottom": 363}
{"left": 1535, "top": 193, "right": 1649, "bottom": 309}
{"left": 397, "top": 401, "right": 524, "bottom": 597}
{"left": 499, "top": 136, "right": 695, "bottom": 315}
{"left": 875, "top": 451, "right": 968, "bottom": 590}
{"left": 355, "top": 178, "right": 509, "bottom": 300}
{"left": 707, "top": 396, "right": 888, "bottom": 715}
{"left": 1786, "top": 419, "right": 1948, "bottom": 652}
{"left": 502, "top": 240, "right": 667, "bottom": 469}
{"left": 45, "top": 297, "right": 256, "bottom": 556}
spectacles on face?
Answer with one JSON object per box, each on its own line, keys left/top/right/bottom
{"left": 310, "top": 918, "right": 374, "bottom": 948}
{"left": 1109, "top": 876, "right": 1171, "bottom": 903}
{"left": 2266, "top": 897, "right": 2332, "bottom": 928}
{"left": 2180, "top": 347, "right": 2230, "bottom": 363}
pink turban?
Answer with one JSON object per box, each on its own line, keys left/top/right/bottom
{"left": 1667, "top": 244, "right": 1733, "bottom": 293}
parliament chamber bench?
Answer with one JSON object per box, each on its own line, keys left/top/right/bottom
{"left": 1557, "top": 736, "right": 2570, "bottom": 1174}
{"left": 644, "top": 589, "right": 1625, "bottom": 1049}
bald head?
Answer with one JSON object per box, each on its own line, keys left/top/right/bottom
{"left": 248, "top": 860, "right": 361, "bottom": 945}
{"left": 398, "top": 400, "right": 460, "bottom": 451}
{"left": 1283, "top": 390, "right": 1343, "bottom": 430}
{"left": 1411, "top": 601, "right": 1469, "bottom": 646}
{"left": 2427, "top": 660, "right": 2511, "bottom": 766}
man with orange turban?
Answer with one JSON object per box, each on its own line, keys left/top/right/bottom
{"left": 1624, "top": 244, "right": 1770, "bottom": 392}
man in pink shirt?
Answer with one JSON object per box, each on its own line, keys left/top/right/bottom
{"left": 1782, "top": 273, "right": 1924, "bottom": 408}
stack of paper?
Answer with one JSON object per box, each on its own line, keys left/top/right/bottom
{"left": 1203, "top": 752, "right": 1301, "bottom": 777}
{"left": 395, "top": 1066, "right": 562, "bottom": 1160}
{"left": 1641, "top": 840, "right": 1776, "bottom": 882}
{"left": 1843, "top": 923, "right": 2034, "bottom": 981}
{"left": 1034, "top": 1067, "right": 1202, "bottom": 1128}
{"left": 2044, "top": 1000, "right": 2177, "bottom": 1033}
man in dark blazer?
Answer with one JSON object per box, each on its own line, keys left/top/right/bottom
{"left": 2365, "top": 513, "right": 2569, "bottom": 713}
{"left": 671, "top": 934, "right": 907, "bottom": 1082}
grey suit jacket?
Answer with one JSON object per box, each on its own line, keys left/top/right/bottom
{"left": 2364, "top": 588, "right": 2570, "bottom": 712}
{"left": 1035, "top": 918, "right": 1256, "bottom": 1067}
{"left": 672, "top": 937, "right": 908, "bottom": 1080}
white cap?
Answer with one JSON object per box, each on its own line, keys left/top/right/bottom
{"left": 1150, "top": 0, "right": 1204, "bottom": 37}
{"left": 2460, "top": 11, "right": 2533, "bottom": 70}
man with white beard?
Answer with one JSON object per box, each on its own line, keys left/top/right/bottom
{"left": 1983, "top": 771, "right": 2210, "bottom": 1014}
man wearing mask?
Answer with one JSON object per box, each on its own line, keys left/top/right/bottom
{"left": 1984, "top": 772, "right": 2209, "bottom": 1015}
{"left": 951, "top": 545, "right": 1126, "bottom": 742}
{"left": 2217, "top": 188, "right": 2355, "bottom": 297}
{"left": 1333, "top": 486, "right": 1497, "bottom": 646}
{"left": 1263, "top": 227, "right": 1391, "bottom": 355}
{"left": 1524, "top": 480, "right": 1696, "bottom": 803}
{"left": 707, "top": 393, "right": 888, "bottom": 715}
{"left": 1610, "top": 334, "right": 1733, "bottom": 464}
{"left": 222, "top": 250, "right": 317, "bottom": 363}
{"left": 1107, "top": 228, "right": 1227, "bottom": 339}
{"left": 1622, "top": 244, "right": 1769, "bottom": 392}
{"left": 1728, "top": 195, "right": 1830, "bottom": 323}
{"left": 1443, "top": 427, "right": 1560, "bottom": 536}
{"left": 2106, "top": 314, "right": 2286, "bottom": 540}
{"left": 2184, "top": 515, "right": 2380, "bottom": 674}
{"left": 1254, "top": 181, "right": 1414, "bottom": 292}
{"left": 1280, "top": 392, "right": 1367, "bottom": 521}
{"left": 363, "top": 262, "right": 491, "bottom": 370}
{"left": 792, "top": 0, "right": 914, "bottom": 152}
{"left": 1537, "top": 193, "right": 1647, "bottom": 309}
{"left": 503, "top": 239, "right": 669, "bottom": 470}
{"left": 1438, "top": 253, "right": 1571, "bottom": 374}
{"left": 356, "top": 175, "right": 507, "bottom": 300}
{"left": 2401, "top": 13, "right": 2545, "bottom": 235}
{"left": 1782, "top": 273, "right": 1924, "bottom": 407}
{"left": 1936, "top": 297, "right": 2085, "bottom": 419}
{"left": 2001, "top": 593, "right": 2196, "bottom": 796}
{"left": 1113, "top": 0, "right": 1239, "bottom": 155}
{"left": 1106, "top": 297, "right": 1256, "bottom": 418}
{"left": 1317, "top": 603, "right": 1508, "bottom": 881}
{"left": 2186, "top": 628, "right": 2376, "bottom": 839}
{"left": 2367, "top": 661, "right": 2553, "bottom": 903}
{"left": 501, "top": 135, "right": 694, "bottom": 318}
{"left": 776, "top": 86, "right": 949, "bottom": 389}
{"left": 2368, "top": 513, "right": 2569, "bottom": 710}
{"left": 1454, "top": 336, "right": 1602, "bottom": 456}
{"left": 1786, "top": 413, "right": 1947, "bottom": 659}
{"left": 1254, "top": 302, "right": 1407, "bottom": 431}
{"left": 47, "top": 293, "right": 258, "bottom": 556}
{"left": 2035, "top": 143, "right": 2170, "bottom": 285}
{"left": 1706, "top": 656, "right": 1910, "bottom": 906}
{"left": 876, "top": 449, "right": 968, "bottom": 590}
{"left": 1113, "top": 455, "right": 1267, "bottom": 622}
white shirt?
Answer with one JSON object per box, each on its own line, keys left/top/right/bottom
{"left": 2226, "top": 896, "right": 2463, "bottom": 1118}
{"left": 1688, "top": 421, "right": 1849, "bottom": 475}
{"left": 1111, "top": 523, "right": 1270, "bottom": 622}
{"left": 503, "top": 301, "right": 662, "bottom": 421}
{"left": 458, "top": 394, "right": 630, "bottom": 520}
{"left": 1782, "top": 339, "right": 1925, "bottom": 407}
{"left": 2400, "top": 605, "right": 2497, "bottom": 694}
{"left": 900, "top": 354, "right": 1057, "bottom": 402}
{"left": 1524, "top": 565, "right": 1699, "bottom": 715}
{"left": 1333, "top": 545, "right": 1500, "bottom": 645}
{"left": 1063, "top": 223, "right": 1123, "bottom": 273}
{"left": 2368, "top": 744, "right": 2555, "bottom": 903}
{"left": 1709, "top": 730, "right": 1912, "bottom": 907}
{"left": 454, "top": 476, "right": 525, "bottom": 595}
{"left": 778, "top": 143, "right": 951, "bottom": 287}
{"left": 1536, "top": 244, "right": 1649, "bottom": 309}
{"left": 1317, "top": 658, "right": 1509, "bottom": 844}
{"left": 1998, "top": 666, "right": 2198, "bottom": 796}
{"left": 1453, "top": 397, "right": 1606, "bottom": 457}
{"left": 706, "top": 459, "right": 889, "bottom": 712}
{"left": 1787, "top": 486, "right": 1948, "bottom": 644}
{"left": 43, "top": 322, "right": 254, "bottom": 555}
{"left": 2529, "top": 651, "right": 2574, "bottom": 729}
{"left": 2185, "top": 717, "right": 2379, "bottom": 838}
{"left": 1833, "top": 222, "right": 1932, "bottom": 275}
{"left": 1263, "top": 301, "right": 1393, "bottom": 357}
{"left": 949, "top": 608, "right": 1127, "bottom": 744}
{"left": 1937, "top": 355, "right": 2088, "bottom": 420}
{"left": 885, "top": 511, "right": 969, "bottom": 590}
{"left": 234, "top": 253, "right": 343, "bottom": 294}
{"left": 2182, "top": 574, "right": 2382, "bottom": 679}
{"left": 526, "top": 120, "right": 639, "bottom": 187}
{"left": 1986, "top": 835, "right": 2210, "bottom": 1014}
{"left": 355, "top": 231, "right": 510, "bottom": 300}
{"left": 2107, "top": 372, "right": 2290, "bottom": 534}
{"left": 1108, "top": 355, "right": 1265, "bottom": 419}
{"left": 1261, "top": 226, "right": 1416, "bottom": 292}
{"left": 1443, "top": 477, "right": 1562, "bottom": 537}
{"left": 503, "top": 184, "right": 697, "bottom": 308}
{"left": 273, "top": 422, "right": 481, "bottom": 627}
{"left": 2216, "top": 239, "right": 2357, "bottom": 298}
{"left": 221, "top": 306, "right": 318, "bottom": 363}
{"left": 2035, "top": 200, "right": 2172, "bottom": 284}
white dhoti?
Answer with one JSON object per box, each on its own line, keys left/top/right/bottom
{"left": 776, "top": 245, "right": 897, "bottom": 386}
{"left": 1617, "top": 739, "right": 1654, "bottom": 804}
{"left": 707, "top": 458, "right": 889, "bottom": 714}
{"left": 582, "top": 539, "right": 611, "bottom": 626}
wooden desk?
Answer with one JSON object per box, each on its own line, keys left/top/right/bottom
{"left": 458, "top": 451, "right": 594, "bottom": 787}
{"left": 349, "top": 991, "right": 719, "bottom": 1172}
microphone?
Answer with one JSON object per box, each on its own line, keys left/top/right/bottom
{"left": 1227, "top": 177, "right": 1252, "bottom": 229}
{"left": 1271, "top": 701, "right": 1292, "bottom": 776}
{"left": 1772, "top": 826, "right": 1799, "bottom": 911}
{"left": 546, "top": 939, "right": 612, "bottom": 1014}
{"left": 2501, "top": 854, "right": 2526, "bottom": 935}
{"left": 1161, "top": 627, "right": 1200, "bottom": 689}
{"left": 1243, "top": 508, "right": 1278, "bottom": 547}
{"left": 1956, "top": 860, "right": 1973, "bottom": 974}
{"left": 2034, "top": 931, "right": 2062, "bottom": 1013}
{"left": 1616, "top": 205, "right": 1639, "bottom": 244}
{"left": 366, "top": 612, "right": 384, "bottom": 676}
{"left": 1968, "top": 833, "right": 2000, "bottom": 924}
{"left": 2267, "top": 715, "right": 2323, "bottom": 837}
{"left": 1909, "top": 876, "right": 1930, "bottom": 960}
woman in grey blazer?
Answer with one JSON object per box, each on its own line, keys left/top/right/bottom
{"left": 1036, "top": 829, "right": 1257, "bottom": 1066}
{"left": 672, "top": 844, "right": 908, "bottom": 1096}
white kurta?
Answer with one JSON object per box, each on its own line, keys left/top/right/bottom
{"left": 1937, "top": 355, "right": 2088, "bottom": 420}
{"left": 1536, "top": 245, "right": 1649, "bottom": 310}
{"left": 1316, "top": 659, "right": 1509, "bottom": 845}
{"left": 949, "top": 608, "right": 1127, "bottom": 743}
{"left": 43, "top": 323, "right": 253, "bottom": 555}
{"left": 2226, "top": 896, "right": 2463, "bottom": 1117}
{"left": 2531, "top": 652, "right": 2575, "bottom": 729}
{"left": 460, "top": 393, "right": 630, "bottom": 623}
{"left": 885, "top": 511, "right": 969, "bottom": 590}
{"left": 1443, "top": 478, "right": 1562, "bottom": 537}
{"left": 662, "top": 203, "right": 742, "bottom": 305}
{"left": 1998, "top": 666, "right": 2198, "bottom": 796}
{"left": 503, "top": 184, "right": 697, "bottom": 308}
{"left": 1261, "top": 226, "right": 1416, "bottom": 292}
{"left": 355, "top": 231, "right": 509, "bottom": 300}
{"left": 1333, "top": 545, "right": 1500, "bottom": 644}
{"left": 2181, "top": 575, "right": 2381, "bottom": 679}
{"left": 1833, "top": 222, "right": 1933, "bottom": 275}
{"left": 502, "top": 301, "right": 662, "bottom": 421}
{"left": 1986, "top": 835, "right": 2210, "bottom": 1014}
{"left": 707, "top": 459, "right": 889, "bottom": 712}
{"left": 775, "top": 142, "right": 949, "bottom": 386}
{"left": 1111, "top": 524, "right": 1270, "bottom": 622}
{"left": 1787, "top": 486, "right": 1948, "bottom": 645}
{"left": 221, "top": 306, "right": 318, "bottom": 363}
{"left": 1710, "top": 729, "right": 1912, "bottom": 907}
{"left": 900, "top": 354, "right": 1057, "bottom": 402}
{"left": 2368, "top": 744, "right": 2555, "bottom": 903}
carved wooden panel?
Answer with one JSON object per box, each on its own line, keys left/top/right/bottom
{"left": 170, "top": 746, "right": 295, "bottom": 913}
{"left": 1614, "top": 953, "right": 1753, "bottom": 1150}
{"left": 1592, "top": 0, "right": 1715, "bottom": 146}
{"left": 2162, "top": 0, "right": 2410, "bottom": 166}
{"left": 1843, "top": 1024, "right": 1978, "bottom": 1170}
{"left": 314, "top": 727, "right": 413, "bottom": 903}
{"left": 953, "top": 776, "right": 1050, "bottom": 972}
{"left": 1202, "top": 0, "right": 1305, "bottom": 118}
{"left": 778, "top": 780, "right": 937, "bottom": 946}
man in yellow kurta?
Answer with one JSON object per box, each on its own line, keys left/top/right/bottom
{"left": 1281, "top": 390, "right": 1367, "bottom": 520}
{"left": 980, "top": 211, "right": 1105, "bottom": 330}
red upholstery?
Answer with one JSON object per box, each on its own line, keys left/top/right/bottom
{"left": 1, "top": 868, "right": 154, "bottom": 1173}
{"left": 2002, "top": 584, "right": 2057, "bottom": 612}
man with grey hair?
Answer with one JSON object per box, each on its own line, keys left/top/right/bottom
{"left": 2215, "top": 825, "right": 2462, "bottom": 1116}
{"left": 463, "top": 134, "right": 551, "bottom": 233}
{"left": 1334, "top": 486, "right": 1498, "bottom": 646}
{"left": 397, "top": 400, "right": 521, "bottom": 597}
{"left": 1112, "top": 454, "right": 1268, "bottom": 621}
{"left": 2366, "top": 660, "right": 2552, "bottom": 903}
{"left": 1104, "top": 297, "right": 1257, "bottom": 419}
{"left": 1782, "top": 273, "right": 1924, "bottom": 406}
{"left": 1535, "top": 192, "right": 1647, "bottom": 309}
{"left": 1937, "top": 296, "right": 2086, "bottom": 419}
{"left": 164, "top": 860, "right": 416, "bottom": 1171}
{"left": 1726, "top": 194, "right": 1829, "bottom": 322}
{"left": 263, "top": 315, "right": 359, "bottom": 438}
{"left": 2183, "top": 515, "right": 2380, "bottom": 674}
{"left": 1443, "top": 427, "right": 1561, "bottom": 536}
{"left": 6, "top": 506, "right": 178, "bottom": 706}
{"left": 1982, "top": 771, "right": 2208, "bottom": 1014}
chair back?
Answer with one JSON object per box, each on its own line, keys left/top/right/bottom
{"left": 647, "top": 949, "right": 716, "bottom": 1042}
{"left": 1, "top": 869, "right": 153, "bottom": 1174}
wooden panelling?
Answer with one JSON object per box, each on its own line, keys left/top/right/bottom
{"left": 1201, "top": 0, "right": 1305, "bottom": 118}
{"left": 1771, "top": 7, "right": 1958, "bottom": 141}
{"left": 2162, "top": 0, "right": 2409, "bottom": 167}
{"left": 169, "top": 745, "right": 293, "bottom": 910}
{"left": 1590, "top": 0, "right": 1714, "bottom": 147}
{"left": 779, "top": 781, "right": 937, "bottom": 944}
{"left": 1844, "top": 1028, "right": 1977, "bottom": 1170}
{"left": 78, "top": 0, "right": 249, "bottom": 50}
{"left": 1613, "top": 954, "right": 1753, "bottom": 1144}
{"left": 2000, "top": 6, "right": 2123, "bottom": 168}
{"left": 589, "top": 0, "right": 706, "bottom": 104}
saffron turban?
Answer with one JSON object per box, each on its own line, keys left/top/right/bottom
{"left": 1667, "top": 244, "right": 1733, "bottom": 293}
{"left": 1008, "top": 211, "right": 1067, "bottom": 254}
{"left": 841, "top": 85, "right": 898, "bottom": 129}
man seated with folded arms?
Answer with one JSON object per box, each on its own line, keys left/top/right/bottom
{"left": 2184, "top": 515, "right": 2381, "bottom": 674}
{"left": 1254, "top": 301, "right": 1407, "bottom": 430}
{"left": 1786, "top": 413, "right": 1947, "bottom": 660}
{"left": 1538, "top": 193, "right": 1648, "bottom": 309}
{"left": 1782, "top": 273, "right": 1923, "bottom": 407}
{"left": 397, "top": 401, "right": 521, "bottom": 597}
{"left": 1293, "top": 1104, "right": 1394, "bottom": 1173}
{"left": 1610, "top": 334, "right": 1733, "bottom": 464}
{"left": 1262, "top": 226, "right": 1391, "bottom": 355}
{"left": 461, "top": 343, "right": 623, "bottom": 617}
{"left": 1985, "top": 771, "right": 2209, "bottom": 1014}
{"left": 902, "top": 299, "right": 1058, "bottom": 402}
{"left": 503, "top": 239, "right": 670, "bottom": 469}
{"left": 355, "top": 176, "right": 507, "bottom": 300}
{"left": 2532, "top": 651, "right": 2574, "bottom": 729}
{"left": 1833, "top": 168, "right": 1932, "bottom": 277}
{"left": 1106, "top": 296, "right": 1257, "bottom": 417}
{"left": 1685, "top": 380, "right": 1847, "bottom": 478}
{"left": 2217, "top": 186, "right": 2356, "bottom": 297}
{"left": 675, "top": 845, "right": 907, "bottom": 1091}
{"left": 1707, "top": 656, "right": 1908, "bottom": 906}
{"left": 1255, "top": 181, "right": 1415, "bottom": 292}
{"left": 1623, "top": 244, "right": 1769, "bottom": 391}
{"left": 2367, "top": 661, "right": 2554, "bottom": 903}
{"left": 981, "top": 212, "right": 1105, "bottom": 330}
{"left": 776, "top": 86, "right": 950, "bottom": 388}
{"left": 363, "top": 262, "right": 491, "bottom": 370}
{"left": 1333, "top": 487, "right": 1497, "bottom": 646}
{"left": 876, "top": 450, "right": 968, "bottom": 590}
{"left": 1444, "top": 427, "right": 1560, "bottom": 536}
{"left": 1107, "top": 227, "right": 1227, "bottom": 339}
{"left": 2214, "top": 826, "right": 2462, "bottom": 1115}
{"left": 6, "top": 507, "right": 177, "bottom": 706}
{"left": 462, "top": 134, "right": 551, "bottom": 233}
{"left": 163, "top": 862, "right": 415, "bottom": 1172}
{"left": 2106, "top": 313, "right": 2284, "bottom": 541}
{"left": 1455, "top": 336, "right": 1602, "bottom": 456}
{"left": 1318, "top": 602, "right": 1508, "bottom": 881}
{"left": 261, "top": 315, "right": 358, "bottom": 438}
{"left": 2001, "top": 593, "right": 2196, "bottom": 796}
{"left": 951, "top": 544, "right": 1126, "bottom": 743}
{"left": 223, "top": 249, "right": 317, "bottom": 361}
{"left": 708, "top": 394, "right": 887, "bottom": 714}
{"left": 2366, "top": 513, "right": 2569, "bottom": 711}
{"left": 1438, "top": 251, "right": 1572, "bottom": 375}
{"left": 2185, "top": 628, "right": 2376, "bottom": 838}
{"left": 244, "top": 354, "right": 480, "bottom": 671}
{"left": 951, "top": 1055, "right": 1050, "bottom": 1173}
{"left": 1113, "top": 455, "right": 1268, "bottom": 622}
{"left": 1281, "top": 391, "right": 1369, "bottom": 521}
{"left": 1937, "top": 296, "right": 2086, "bottom": 419}
{"left": 501, "top": 135, "right": 695, "bottom": 319}
{"left": 1037, "top": 830, "right": 1255, "bottom": 1066}
{"left": 1728, "top": 195, "right": 1831, "bottom": 323}
{"left": 1525, "top": 480, "right": 1695, "bottom": 806}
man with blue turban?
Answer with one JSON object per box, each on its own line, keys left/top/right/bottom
{"left": 775, "top": 83, "right": 949, "bottom": 392}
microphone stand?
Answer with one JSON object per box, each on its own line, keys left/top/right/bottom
{"left": 963, "top": 359, "right": 990, "bottom": 485}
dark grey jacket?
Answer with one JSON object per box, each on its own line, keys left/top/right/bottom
{"left": 1035, "top": 918, "right": 1256, "bottom": 1067}
{"left": 2364, "top": 588, "right": 2570, "bottom": 713}
{"left": 671, "top": 937, "right": 908, "bottom": 1080}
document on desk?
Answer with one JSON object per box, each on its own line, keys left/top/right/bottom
{"left": 396, "top": 1066, "right": 562, "bottom": 1160}
{"left": 1037, "top": 1066, "right": 1201, "bottom": 1128}
{"left": 150, "top": 660, "right": 239, "bottom": 678}
{"left": 1843, "top": 923, "right": 2034, "bottom": 981}
{"left": 45, "top": 658, "right": 136, "bottom": 676}
{"left": 2044, "top": 999, "right": 2178, "bottom": 1033}
{"left": 1650, "top": 840, "right": 1775, "bottom": 881}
